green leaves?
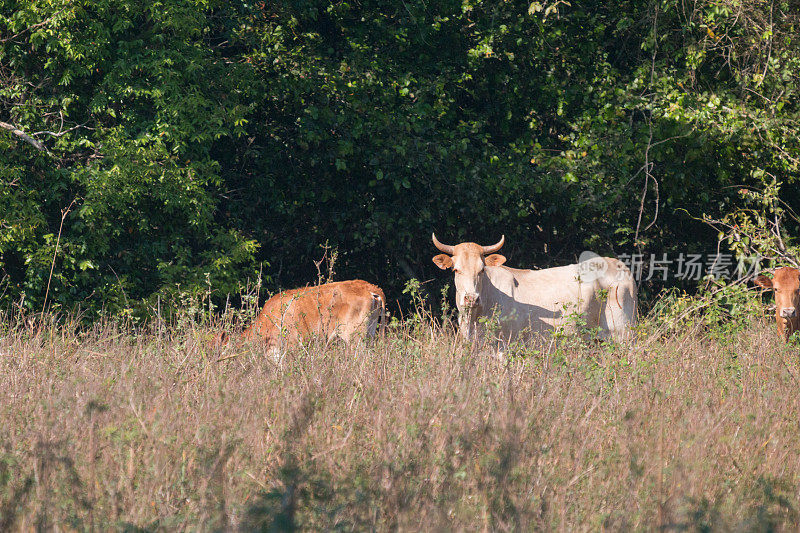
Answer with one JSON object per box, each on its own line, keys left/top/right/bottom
{"left": 1, "top": 0, "right": 799, "bottom": 318}
{"left": 0, "top": 0, "right": 261, "bottom": 318}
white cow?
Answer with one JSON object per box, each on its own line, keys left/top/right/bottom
{"left": 432, "top": 234, "right": 637, "bottom": 343}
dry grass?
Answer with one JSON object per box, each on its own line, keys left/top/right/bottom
{"left": 1, "top": 313, "right": 799, "bottom": 531}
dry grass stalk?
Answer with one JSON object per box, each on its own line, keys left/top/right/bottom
{"left": 0, "top": 313, "right": 798, "bottom": 530}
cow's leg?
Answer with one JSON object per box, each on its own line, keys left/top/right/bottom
{"left": 267, "top": 345, "right": 285, "bottom": 367}
{"left": 333, "top": 315, "right": 365, "bottom": 352}
{"left": 489, "top": 347, "right": 508, "bottom": 363}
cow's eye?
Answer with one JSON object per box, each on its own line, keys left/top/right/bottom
{"left": 453, "top": 268, "right": 460, "bottom": 274}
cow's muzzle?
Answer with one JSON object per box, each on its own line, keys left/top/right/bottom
{"left": 780, "top": 307, "right": 797, "bottom": 318}
{"left": 463, "top": 293, "right": 480, "bottom": 308}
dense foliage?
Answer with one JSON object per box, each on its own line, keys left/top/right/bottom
{"left": 2, "top": 0, "right": 799, "bottom": 318}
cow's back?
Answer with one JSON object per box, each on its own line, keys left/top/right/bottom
{"left": 482, "top": 264, "right": 588, "bottom": 336}
{"left": 481, "top": 257, "right": 636, "bottom": 340}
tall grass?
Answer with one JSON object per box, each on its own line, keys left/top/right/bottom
{"left": 0, "top": 309, "right": 799, "bottom": 530}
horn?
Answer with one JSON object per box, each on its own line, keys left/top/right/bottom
{"left": 432, "top": 233, "right": 454, "bottom": 255}
{"left": 481, "top": 235, "right": 505, "bottom": 255}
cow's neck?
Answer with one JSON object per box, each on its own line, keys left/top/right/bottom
{"left": 458, "top": 305, "right": 479, "bottom": 340}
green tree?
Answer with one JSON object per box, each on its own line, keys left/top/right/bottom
{"left": 2, "top": 0, "right": 799, "bottom": 318}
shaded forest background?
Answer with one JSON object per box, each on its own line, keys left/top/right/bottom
{"left": 2, "top": 0, "right": 799, "bottom": 320}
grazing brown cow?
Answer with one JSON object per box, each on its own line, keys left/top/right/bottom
{"left": 755, "top": 267, "right": 800, "bottom": 341}
{"left": 240, "top": 280, "right": 386, "bottom": 353}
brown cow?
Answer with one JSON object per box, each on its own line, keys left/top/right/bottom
{"left": 755, "top": 267, "right": 800, "bottom": 341}
{"left": 240, "top": 279, "right": 386, "bottom": 353}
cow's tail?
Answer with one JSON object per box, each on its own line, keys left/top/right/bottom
{"left": 370, "top": 287, "right": 387, "bottom": 337}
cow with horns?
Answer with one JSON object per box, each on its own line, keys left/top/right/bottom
{"left": 431, "top": 234, "right": 637, "bottom": 343}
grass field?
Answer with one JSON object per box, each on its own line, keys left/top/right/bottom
{"left": 1, "top": 309, "right": 799, "bottom": 530}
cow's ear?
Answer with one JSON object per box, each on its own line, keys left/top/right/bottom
{"left": 485, "top": 254, "right": 506, "bottom": 267}
{"left": 432, "top": 254, "right": 453, "bottom": 270}
{"left": 755, "top": 275, "right": 774, "bottom": 289}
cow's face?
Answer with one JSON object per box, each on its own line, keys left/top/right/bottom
{"left": 432, "top": 235, "right": 506, "bottom": 339}
{"left": 433, "top": 245, "right": 506, "bottom": 309}
{"left": 755, "top": 267, "right": 800, "bottom": 339}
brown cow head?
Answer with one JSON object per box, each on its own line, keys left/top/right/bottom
{"left": 432, "top": 233, "right": 506, "bottom": 339}
{"left": 755, "top": 266, "right": 800, "bottom": 341}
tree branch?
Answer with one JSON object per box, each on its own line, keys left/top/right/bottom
{"left": 31, "top": 121, "right": 92, "bottom": 138}
{"left": 0, "top": 8, "right": 66, "bottom": 43}
{"left": 0, "top": 121, "right": 48, "bottom": 152}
